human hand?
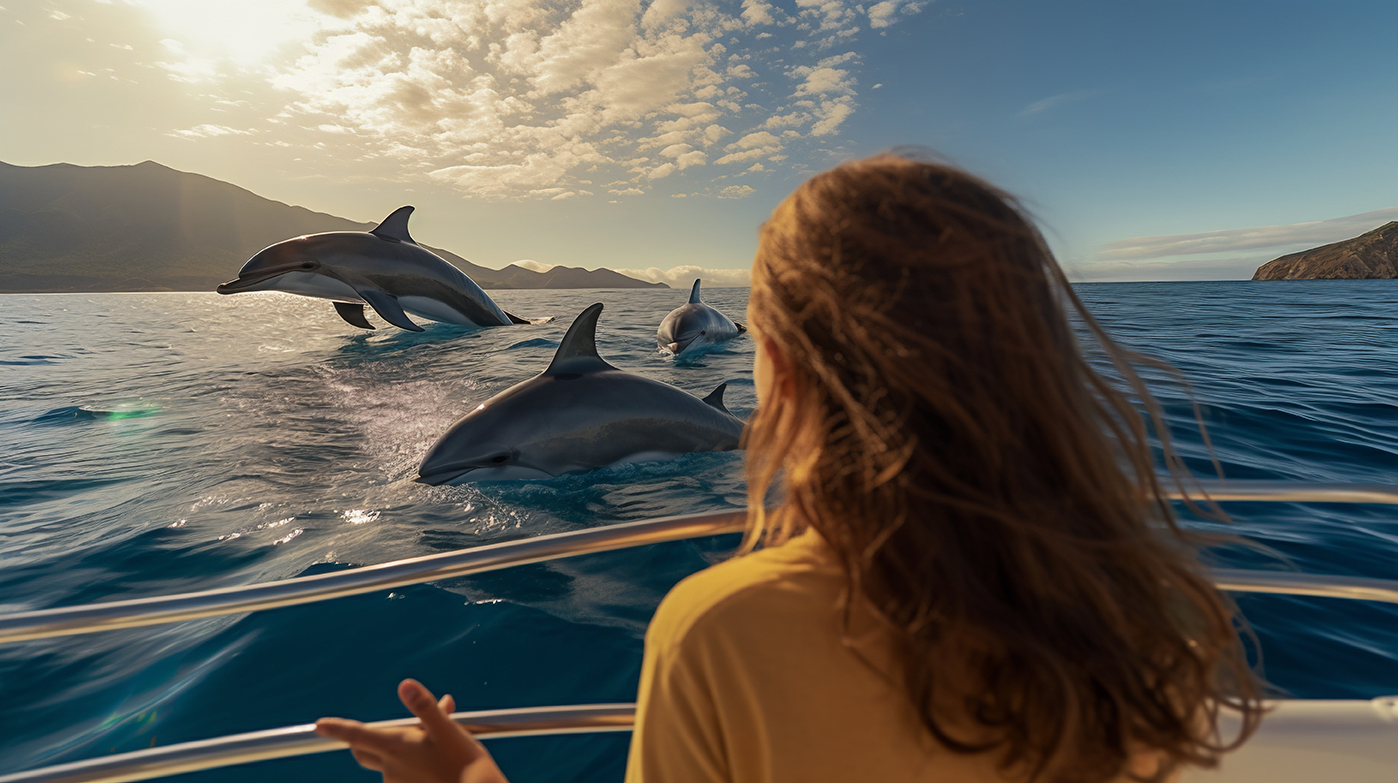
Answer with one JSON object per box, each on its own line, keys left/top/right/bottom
{"left": 316, "top": 678, "right": 508, "bottom": 783}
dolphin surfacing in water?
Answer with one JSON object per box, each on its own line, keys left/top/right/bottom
{"left": 417, "top": 303, "right": 745, "bottom": 484}
{"left": 216, "top": 206, "right": 527, "bottom": 332}
{"left": 657, "top": 279, "right": 745, "bottom": 356}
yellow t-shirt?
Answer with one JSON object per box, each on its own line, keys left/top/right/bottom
{"left": 623, "top": 530, "right": 1009, "bottom": 783}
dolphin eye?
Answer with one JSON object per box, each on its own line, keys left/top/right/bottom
{"left": 700, "top": 330, "right": 706, "bottom": 335}
{"left": 300, "top": 262, "right": 316, "bottom": 269}
{"left": 491, "top": 455, "right": 509, "bottom": 463}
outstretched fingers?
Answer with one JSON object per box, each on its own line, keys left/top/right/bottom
{"left": 399, "top": 678, "right": 460, "bottom": 738}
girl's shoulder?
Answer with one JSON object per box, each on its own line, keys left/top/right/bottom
{"left": 646, "top": 531, "right": 841, "bottom": 651}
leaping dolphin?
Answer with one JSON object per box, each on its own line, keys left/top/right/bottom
{"left": 216, "top": 206, "right": 528, "bottom": 332}
{"left": 417, "top": 303, "right": 745, "bottom": 484}
{"left": 657, "top": 279, "right": 745, "bottom": 356}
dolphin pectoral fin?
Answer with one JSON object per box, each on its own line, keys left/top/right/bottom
{"left": 546, "top": 303, "right": 615, "bottom": 374}
{"left": 504, "top": 310, "right": 531, "bottom": 325}
{"left": 358, "top": 288, "right": 423, "bottom": 332}
{"left": 370, "top": 206, "right": 416, "bottom": 244}
{"left": 701, "top": 382, "right": 732, "bottom": 415}
{"left": 688, "top": 278, "right": 703, "bottom": 304}
{"left": 734, "top": 321, "right": 747, "bottom": 333}
{"left": 333, "top": 302, "right": 376, "bottom": 330}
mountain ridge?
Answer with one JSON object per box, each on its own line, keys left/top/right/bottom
{"left": 1252, "top": 221, "right": 1397, "bottom": 280}
{"left": 0, "top": 160, "right": 667, "bottom": 292}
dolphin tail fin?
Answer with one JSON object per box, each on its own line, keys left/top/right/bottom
{"left": 334, "top": 302, "right": 376, "bottom": 329}
{"left": 371, "top": 206, "right": 416, "bottom": 244}
{"left": 701, "top": 382, "right": 732, "bottom": 415}
{"left": 688, "top": 278, "right": 702, "bottom": 304}
{"left": 358, "top": 288, "right": 423, "bottom": 332}
{"left": 546, "top": 303, "right": 614, "bottom": 374}
{"left": 504, "top": 310, "right": 531, "bottom": 325}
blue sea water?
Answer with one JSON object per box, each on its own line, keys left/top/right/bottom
{"left": 0, "top": 281, "right": 1394, "bottom": 780}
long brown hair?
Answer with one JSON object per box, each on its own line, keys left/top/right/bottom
{"left": 742, "top": 153, "right": 1264, "bottom": 782}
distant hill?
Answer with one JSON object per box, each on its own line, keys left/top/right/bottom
{"left": 1252, "top": 221, "right": 1397, "bottom": 280}
{"left": 0, "top": 160, "right": 666, "bottom": 292}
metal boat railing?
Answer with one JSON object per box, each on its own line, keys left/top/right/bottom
{"left": 2, "top": 480, "right": 1395, "bottom": 783}
{"left": 0, "top": 705, "right": 636, "bottom": 783}
{"left": 2, "top": 481, "right": 1394, "bottom": 646}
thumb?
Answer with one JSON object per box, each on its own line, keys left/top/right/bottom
{"left": 399, "top": 679, "right": 459, "bottom": 737}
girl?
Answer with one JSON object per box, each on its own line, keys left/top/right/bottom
{"left": 316, "top": 154, "right": 1264, "bottom": 783}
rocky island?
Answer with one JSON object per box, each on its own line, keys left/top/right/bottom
{"left": 0, "top": 160, "right": 666, "bottom": 293}
{"left": 1252, "top": 221, "right": 1397, "bottom": 280}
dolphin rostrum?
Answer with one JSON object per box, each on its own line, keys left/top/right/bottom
{"left": 417, "top": 303, "right": 745, "bottom": 484}
{"left": 216, "top": 206, "right": 527, "bottom": 332}
{"left": 657, "top": 279, "right": 745, "bottom": 355}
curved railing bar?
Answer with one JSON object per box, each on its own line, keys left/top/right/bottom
{"left": 1174, "top": 481, "right": 1398, "bottom": 505}
{"left": 0, "top": 704, "right": 636, "bottom": 783}
{"left": 0, "top": 510, "right": 748, "bottom": 646}
{"left": 1, "top": 482, "right": 1394, "bottom": 647}
{"left": 1211, "top": 569, "right": 1398, "bottom": 604}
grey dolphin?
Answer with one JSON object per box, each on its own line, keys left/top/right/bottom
{"left": 657, "top": 279, "right": 745, "bottom": 355}
{"left": 216, "top": 206, "right": 527, "bottom": 332}
{"left": 417, "top": 303, "right": 744, "bottom": 484}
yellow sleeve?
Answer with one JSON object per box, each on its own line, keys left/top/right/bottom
{"left": 624, "top": 607, "right": 732, "bottom": 783}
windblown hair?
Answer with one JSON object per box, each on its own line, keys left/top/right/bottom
{"left": 742, "top": 153, "right": 1264, "bottom": 782}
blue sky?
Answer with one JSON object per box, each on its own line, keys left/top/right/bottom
{"left": 2, "top": 0, "right": 1394, "bottom": 282}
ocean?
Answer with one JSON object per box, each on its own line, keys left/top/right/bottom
{"left": 0, "top": 282, "right": 1394, "bottom": 781}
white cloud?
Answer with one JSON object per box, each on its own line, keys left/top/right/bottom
{"left": 740, "top": 0, "right": 777, "bottom": 27}
{"left": 729, "top": 130, "right": 781, "bottom": 149}
{"left": 867, "top": 0, "right": 924, "bottom": 29}
{"left": 717, "top": 184, "right": 756, "bottom": 199}
{"left": 675, "top": 150, "right": 708, "bottom": 169}
{"left": 513, "top": 259, "right": 555, "bottom": 272}
{"left": 147, "top": 0, "right": 926, "bottom": 199}
{"left": 809, "top": 98, "right": 854, "bottom": 136}
{"left": 1098, "top": 208, "right": 1398, "bottom": 260}
{"left": 1065, "top": 256, "right": 1271, "bottom": 283}
{"left": 1019, "top": 89, "right": 1108, "bottom": 117}
{"left": 791, "top": 53, "right": 858, "bottom": 97}
{"left": 171, "top": 123, "right": 252, "bottom": 138}
{"left": 615, "top": 264, "right": 752, "bottom": 287}
{"left": 714, "top": 147, "right": 769, "bottom": 165}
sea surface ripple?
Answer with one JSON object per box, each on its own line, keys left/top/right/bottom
{"left": 0, "top": 282, "right": 1394, "bottom": 780}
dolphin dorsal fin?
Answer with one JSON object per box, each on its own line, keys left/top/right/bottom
{"left": 688, "top": 278, "right": 702, "bottom": 304}
{"left": 546, "top": 303, "right": 614, "bottom": 375}
{"left": 701, "top": 382, "right": 731, "bottom": 414}
{"left": 371, "top": 206, "right": 416, "bottom": 244}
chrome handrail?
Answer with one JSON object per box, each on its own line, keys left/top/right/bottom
{"left": 0, "top": 510, "right": 748, "bottom": 646}
{"left": 1212, "top": 569, "right": 1398, "bottom": 604}
{"left": 2, "top": 481, "right": 1396, "bottom": 646}
{"left": 1171, "top": 481, "right": 1398, "bottom": 505}
{"left": 0, "top": 704, "right": 636, "bottom": 783}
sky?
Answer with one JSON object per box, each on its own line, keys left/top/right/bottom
{"left": 2, "top": 0, "right": 1395, "bottom": 283}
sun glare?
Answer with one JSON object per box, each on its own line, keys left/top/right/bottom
{"left": 130, "top": 0, "right": 328, "bottom": 66}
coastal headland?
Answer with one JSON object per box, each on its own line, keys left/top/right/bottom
{"left": 0, "top": 161, "right": 667, "bottom": 293}
{"left": 1253, "top": 221, "right": 1397, "bottom": 280}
